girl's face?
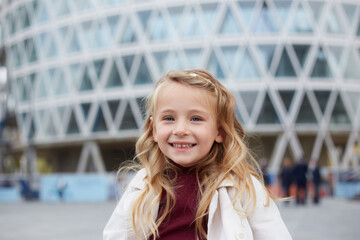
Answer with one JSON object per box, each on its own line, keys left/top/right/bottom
{"left": 152, "top": 81, "right": 223, "bottom": 167}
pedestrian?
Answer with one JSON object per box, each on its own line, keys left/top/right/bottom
{"left": 260, "top": 158, "right": 270, "bottom": 187}
{"left": 309, "top": 158, "right": 321, "bottom": 204}
{"left": 104, "top": 70, "right": 292, "bottom": 240}
{"left": 292, "top": 156, "right": 308, "bottom": 205}
{"left": 279, "top": 157, "right": 293, "bottom": 203}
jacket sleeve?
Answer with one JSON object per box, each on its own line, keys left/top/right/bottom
{"left": 103, "top": 170, "right": 146, "bottom": 240}
{"left": 246, "top": 176, "right": 293, "bottom": 240}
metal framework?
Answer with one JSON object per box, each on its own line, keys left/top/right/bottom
{"left": 0, "top": 0, "right": 359, "bottom": 173}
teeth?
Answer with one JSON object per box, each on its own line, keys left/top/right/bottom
{"left": 173, "top": 143, "right": 193, "bottom": 148}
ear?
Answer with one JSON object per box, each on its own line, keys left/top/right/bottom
{"left": 215, "top": 127, "right": 224, "bottom": 143}
{"left": 150, "top": 117, "right": 158, "bottom": 142}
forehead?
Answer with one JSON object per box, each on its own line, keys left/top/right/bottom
{"left": 155, "top": 81, "right": 217, "bottom": 112}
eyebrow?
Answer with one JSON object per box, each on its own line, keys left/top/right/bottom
{"left": 157, "top": 108, "right": 211, "bottom": 116}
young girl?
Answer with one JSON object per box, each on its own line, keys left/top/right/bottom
{"left": 103, "top": 70, "right": 292, "bottom": 240}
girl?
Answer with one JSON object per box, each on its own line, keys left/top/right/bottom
{"left": 103, "top": 70, "right": 292, "bottom": 240}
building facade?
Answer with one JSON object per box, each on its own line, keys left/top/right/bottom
{"left": 0, "top": 0, "right": 359, "bottom": 175}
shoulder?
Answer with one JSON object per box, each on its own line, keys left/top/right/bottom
{"left": 127, "top": 168, "right": 147, "bottom": 190}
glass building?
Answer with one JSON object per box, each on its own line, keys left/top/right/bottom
{"left": 0, "top": 0, "right": 359, "bottom": 175}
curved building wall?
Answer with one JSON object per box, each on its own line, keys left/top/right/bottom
{"left": 0, "top": 0, "right": 360, "bottom": 173}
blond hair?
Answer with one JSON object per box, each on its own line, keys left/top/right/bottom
{"left": 124, "top": 69, "right": 269, "bottom": 239}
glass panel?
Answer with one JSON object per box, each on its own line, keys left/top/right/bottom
{"left": 275, "top": 48, "right": 296, "bottom": 77}
{"left": 93, "top": 59, "right": 105, "bottom": 80}
{"left": 239, "top": 91, "right": 258, "bottom": 117}
{"left": 346, "top": 91, "right": 360, "bottom": 114}
{"left": 106, "top": 15, "right": 120, "bottom": 39}
{"left": 327, "top": 46, "right": 343, "bottom": 65}
{"left": 237, "top": 1, "right": 256, "bottom": 27}
{"left": 36, "top": 74, "right": 48, "bottom": 99}
{"left": 68, "top": 31, "right": 81, "bottom": 53}
{"left": 120, "top": 19, "right": 138, "bottom": 44}
{"left": 207, "top": 51, "right": 225, "bottom": 80}
{"left": 219, "top": 8, "right": 242, "bottom": 35}
{"left": 182, "top": 8, "right": 205, "bottom": 38}
{"left": 234, "top": 103, "right": 245, "bottom": 125}
{"left": 20, "top": 5, "right": 31, "bottom": 29}
{"left": 46, "top": 36, "right": 58, "bottom": 58}
{"left": 136, "top": 97, "right": 147, "bottom": 119}
{"left": 81, "top": 102, "right": 92, "bottom": 121}
{"left": 119, "top": 103, "right": 138, "bottom": 130}
{"left": 288, "top": 4, "right": 313, "bottom": 33}
{"left": 184, "top": 48, "right": 202, "bottom": 69}
{"left": 57, "top": 106, "right": 67, "bottom": 124}
{"left": 66, "top": 109, "right": 80, "bottom": 134}
{"left": 106, "top": 61, "right": 123, "bottom": 88}
{"left": 273, "top": 0, "right": 292, "bottom": 23}
{"left": 122, "top": 55, "right": 135, "bottom": 76}
{"left": 80, "top": 66, "right": 94, "bottom": 91}
{"left": 167, "top": 52, "right": 183, "bottom": 70}
{"left": 293, "top": 44, "right": 310, "bottom": 69}
{"left": 150, "top": 12, "right": 172, "bottom": 41}
{"left": 279, "top": 90, "right": 295, "bottom": 112}
{"left": 69, "top": 63, "right": 81, "bottom": 89}
{"left": 81, "top": 20, "right": 94, "bottom": 49}
{"left": 46, "top": 112, "right": 57, "bottom": 136}
{"left": 253, "top": 2, "right": 278, "bottom": 33}
{"left": 236, "top": 49, "right": 260, "bottom": 80}
{"left": 104, "top": 0, "right": 125, "bottom": 7}
{"left": 168, "top": 6, "right": 184, "bottom": 36}
{"left": 29, "top": 39, "right": 38, "bottom": 63}
{"left": 296, "top": 94, "right": 317, "bottom": 124}
{"left": 35, "top": 1, "right": 49, "bottom": 24}
{"left": 258, "top": 44, "right": 276, "bottom": 70}
{"left": 58, "top": 26, "right": 69, "bottom": 43}
{"left": 326, "top": 8, "right": 343, "bottom": 34}
{"left": 153, "top": 51, "right": 168, "bottom": 74}
{"left": 107, "top": 100, "right": 121, "bottom": 120}
{"left": 201, "top": 3, "right": 218, "bottom": 31}
{"left": 330, "top": 94, "right": 351, "bottom": 125}
{"left": 221, "top": 46, "right": 238, "bottom": 72}
{"left": 311, "top": 47, "right": 332, "bottom": 78}
{"left": 342, "top": 3, "right": 358, "bottom": 29}
{"left": 134, "top": 57, "right": 152, "bottom": 85}
{"left": 74, "top": 0, "right": 96, "bottom": 12}
{"left": 137, "top": 10, "right": 152, "bottom": 31}
{"left": 20, "top": 78, "right": 29, "bottom": 103}
{"left": 92, "top": 106, "right": 108, "bottom": 132}
{"left": 55, "top": 70, "right": 69, "bottom": 95}
{"left": 314, "top": 90, "right": 331, "bottom": 114}
{"left": 94, "top": 22, "right": 110, "bottom": 49}
{"left": 256, "top": 93, "right": 280, "bottom": 124}
{"left": 344, "top": 51, "right": 360, "bottom": 80}
{"left": 308, "top": 1, "right": 325, "bottom": 24}
{"left": 57, "top": 0, "right": 71, "bottom": 17}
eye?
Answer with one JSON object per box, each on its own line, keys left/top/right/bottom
{"left": 163, "top": 116, "right": 174, "bottom": 121}
{"left": 191, "top": 116, "right": 202, "bottom": 122}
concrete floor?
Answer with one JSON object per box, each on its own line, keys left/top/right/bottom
{"left": 0, "top": 197, "right": 359, "bottom": 240}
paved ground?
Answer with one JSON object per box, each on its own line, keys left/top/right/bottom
{"left": 0, "top": 197, "right": 359, "bottom": 240}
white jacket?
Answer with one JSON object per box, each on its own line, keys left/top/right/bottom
{"left": 103, "top": 169, "right": 293, "bottom": 240}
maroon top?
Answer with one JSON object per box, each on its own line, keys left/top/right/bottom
{"left": 151, "top": 167, "right": 206, "bottom": 240}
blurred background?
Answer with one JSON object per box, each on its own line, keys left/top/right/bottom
{"left": 0, "top": 0, "right": 359, "bottom": 239}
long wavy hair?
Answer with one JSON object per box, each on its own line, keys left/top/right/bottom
{"left": 124, "top": 69, "right": 269, "bottom": 239}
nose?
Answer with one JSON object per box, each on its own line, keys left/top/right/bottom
{"left": 172, "top": 120, "right": 189, "bottom": 136}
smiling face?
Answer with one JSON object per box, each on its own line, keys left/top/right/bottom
{"left": 152, "top": 81, "right": 223, "bottom": 167}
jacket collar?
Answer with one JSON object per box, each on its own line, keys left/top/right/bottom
{"left": 130, "top": 168, "right": 235, "bottom": 190}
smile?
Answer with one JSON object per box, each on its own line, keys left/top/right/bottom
{"left": 171, "top": 143, "right": 195, "bottom": 148}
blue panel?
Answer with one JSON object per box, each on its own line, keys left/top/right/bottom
{"left": 0, "top": 187, "right": 21, "bottom": 202}
{"left": 40, "top": 174, "right": 109, "bottom": 202}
